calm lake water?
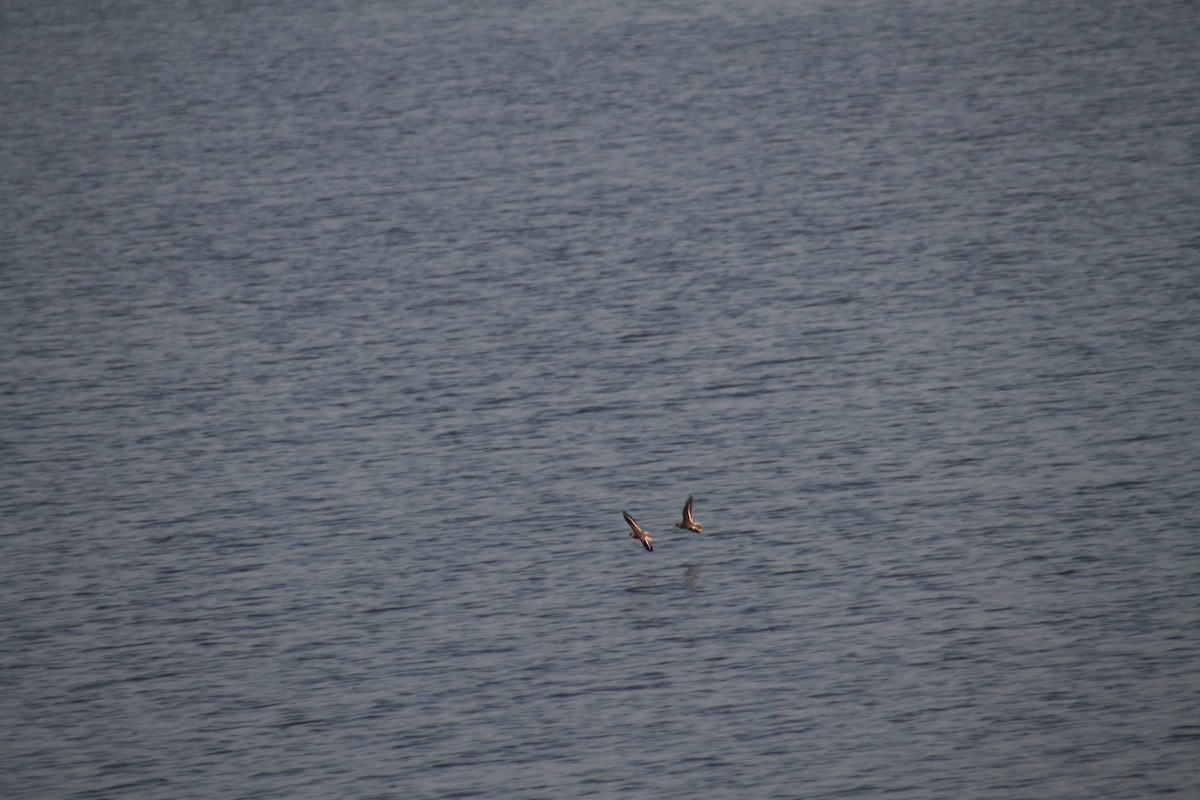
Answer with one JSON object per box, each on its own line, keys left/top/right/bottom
{"left": 2, "top": 1, "right": 1198, "bottom": 798}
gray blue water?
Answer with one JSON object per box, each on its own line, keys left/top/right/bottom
{"left": 2, "top": 1, "right": 1198, "bottom": 798}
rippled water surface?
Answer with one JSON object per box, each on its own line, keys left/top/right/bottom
{"left": 2, "top": 1, "right": 1198, "bottom": 798}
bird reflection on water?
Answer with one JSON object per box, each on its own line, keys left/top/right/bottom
{"left": 627, "top": 563, "right": 701, "bottom": 593}
{"left": 628, "top": 573, "right": 657, "bottom": 592}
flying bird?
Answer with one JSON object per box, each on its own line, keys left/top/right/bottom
{"left": 623, "top": 510, "right": 654, "bottom": 552}
{"left": 674, "top": 495, "right": 702, "bottom": 532}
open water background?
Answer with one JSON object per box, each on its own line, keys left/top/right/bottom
{"left": 2, "top": 1, "right": 1198, "bottom": 798}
